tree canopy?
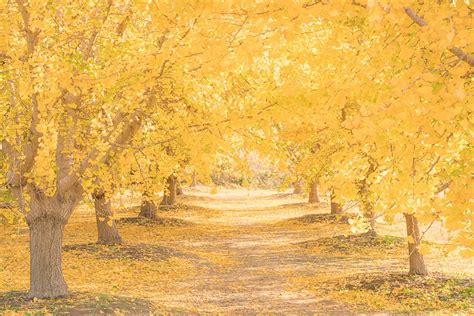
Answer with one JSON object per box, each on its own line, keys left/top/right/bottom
{"left": 0, "top": 0, "right": 472, "bottom": 299}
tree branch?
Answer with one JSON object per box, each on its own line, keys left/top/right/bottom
{"left": 404, "top": 7, "right": 474, "bottom": 67}
{"left": 449, "top": 47, "right": 474, "bottom": 67}
{"left": 404, "top": 7, "right": 427, "bottom": 26}
{"left": 5, "top": 1, "right": 41, "bottom": 188}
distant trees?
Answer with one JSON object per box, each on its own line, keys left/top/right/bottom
{"left": 241, "top": 2, "right": 472, "bottom": 275}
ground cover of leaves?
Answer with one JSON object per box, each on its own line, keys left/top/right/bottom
{"left": 1, "top": 187, "right": 472, "bottom": 313}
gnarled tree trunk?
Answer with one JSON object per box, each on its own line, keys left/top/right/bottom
{"left": 160, "top": 175, "right": 176, "bottom": 207}
{"left": 308, "top": 180, "right": 320, "bottom": 203}
{"left": 329, "top": 188, "right": 343, "bottom": 215}
{"left": 404, "top": 213, "right": 428, "bottom": 275}
{"left": 293, "top": 181, "right": 302, "bottom": 194}
{"left": 93, "top": 191, "right": 122, "bottom": 245}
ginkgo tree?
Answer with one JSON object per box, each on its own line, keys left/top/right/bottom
{"left": 285, "top": 1, "right": 471, "bottom": 275}
{"left": 0, "top": 0, "right": 471, "bottom": 301}
{"left": 232, "top": 0, "right": 472, "bottom": 276}
{"left": 0, "top": 0, "right": 316, "bottom": 298}
{"left": 0, "top": 0, "right": 153, "bottom": 298}
{"left": 323, "top": 0, "right": 473, "bottom": 275}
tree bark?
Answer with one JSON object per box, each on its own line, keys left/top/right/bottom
{"left": 28, "top": 214, "right": 68, "bottom": 298}
{"left": 308, "top": 180, "right": 320, "bottom": 203}
{"left": 293, "top": 181, "right": 303, "bottom": 194}
{"left": 160, "top": 175, "right": 176, "bottom": 207}
{"left": 329, "top": 188, "right": 343, "bottom": 215}
{"left": 94, "top": 191, "right": 122, "bottom": 245}
{"left": 139, "top": 199, "right": 157, "bottom": 219}
{"left": 404, "top": 213, "right": 428, "bottom": 275}
{"left": 176, "top": 180, "right": 184, "bottom": 196}
{"left": 22, "top": 185, "right": 82, "bottom": 299}
{"left": 364, "top": 210, "right": 377, "bottom": 236}
{"left": 357, "top": 166, "right": 377, "bottom": 235}
{"left": 139, "top": 191, "right": 157, "bottom": 219}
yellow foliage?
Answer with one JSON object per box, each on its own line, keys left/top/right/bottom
{"left": 0, "top": 0, "right": 472, "bottom": 304}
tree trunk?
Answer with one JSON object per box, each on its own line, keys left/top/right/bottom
{"left": 357, "top": 176, "right": 377, "bottom": 236}
{"left": 28, "top": 214, "right": 68, "bottom": 298}
{"left": 308, "top": 181, "right": 320, "bottom": 203}
{"left": 404, "top": 213, "right": 428, "bottom": 275}
{"left": 364, "top": 211, "right": 377, "bottom": 236}
{"left": 139, "top": 199, "right": 157, "bottom": 219}
{"left": 139, "top": 191, "right": 157, "bottom": 219}
{"left": 329, "top": 188, "right": 343, "bottom": 215}
{"left": 293, "top": 181, "right": 302, "bottom": 194}
{"left": 160, "top": 175, "right": 176, "bottom": 207}
{"left": 94, "top": 191, "right": 122, "bottom": 245}
{"left": 189, "top": 171, "right": 197, "bottom": 187}
{"left": 176, "top": 180, "right": 184, "bottom": 196}
{"left": 22, "top": 185, "right": 82, "bottom": 299}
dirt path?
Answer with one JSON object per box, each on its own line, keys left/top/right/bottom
{"left": 141, "top": 188, "right": 473, "bottom": 313}
{"left": 146, "top": 189, "right": 394, "bottom": 313}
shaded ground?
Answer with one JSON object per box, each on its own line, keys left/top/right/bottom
{"left": 283, "top": 212, "right": 351, "bottom": 224}
{"left": 118, "top": 214, "right": 191, "bottom": 227}
{"left": 63, "top": 243, "right": 185, "bottom": 262}
{"left": 296, "top": 233, "right": 405, "bottom": 255}
{"left": 0, "top": 291, "right": 154, "bottom": 315}
{"left": 290, "top": 272, "right": 474, "bottom": 312}
{"left": 1, "top": 186, "right": 473, "bottom": 313}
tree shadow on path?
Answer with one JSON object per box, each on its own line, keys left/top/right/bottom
{"left": 0, "top": 291, "right": 153, "bottom": 315}
{"left": 63, "top": 243, "right": 189, "bottom": 262}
